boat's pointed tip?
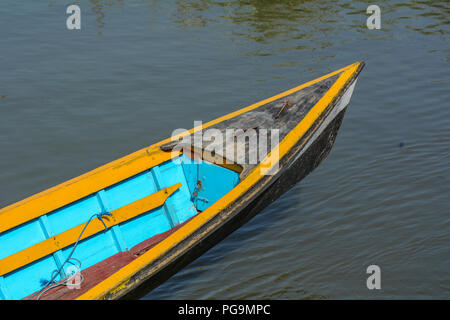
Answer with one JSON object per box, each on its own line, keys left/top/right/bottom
{"left": 345, "top": 61, "right": 365, "bottom": 70}
{"left": 356, "top": 61, "right": 366, "bottom": 69}
{"left": 342, "top": 61, "right": 365, "bottom": 79}
{"left": 355, "top": 61, "right": 366, "bottom": 78}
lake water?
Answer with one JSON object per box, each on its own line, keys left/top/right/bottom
{"left": 0, "top": 0, "right": 448, "bottom": 299}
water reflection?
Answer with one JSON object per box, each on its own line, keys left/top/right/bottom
{"left": 79, "top": 0, "right": 448, "bottom": 55}
{"left": 89, "top": 0, "right": 124, "bottom": 34}
{"left": 172, "top": 0, "right": 347, "bottom": 56}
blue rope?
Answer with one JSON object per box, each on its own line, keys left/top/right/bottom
{"left": 27, "top": 212, "right": 112, "bottom": 300}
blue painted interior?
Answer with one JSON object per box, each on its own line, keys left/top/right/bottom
{"left": 0, "top": 153, "right": 240, "bottom": 299}
{"left": 181, "top": 158, "right": 240, "bottom": 212}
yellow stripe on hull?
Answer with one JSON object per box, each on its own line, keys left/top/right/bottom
{"left": 0, "top": 183, "right": 181, "bottom": 277}
{"left": 0, "top": 150, "right": 176, "bottom": 235}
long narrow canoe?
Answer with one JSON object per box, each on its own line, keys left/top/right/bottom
{"left": 0, "top": 62, "right": 364, "bottom": 300}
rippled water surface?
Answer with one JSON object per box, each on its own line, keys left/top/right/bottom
{"left": 0, "top": 1, "right": 449, "bottom": 299}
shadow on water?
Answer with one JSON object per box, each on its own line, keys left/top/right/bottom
{"left": 124, "top": 185, "right": 306, "bottom": 300}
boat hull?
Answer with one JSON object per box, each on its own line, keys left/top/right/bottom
{"left": 116, "top": 84, "right": 353, "bottom": 299}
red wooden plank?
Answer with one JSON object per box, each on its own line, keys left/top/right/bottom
{"left": 26, "top": 215, "right": 196, "bottom": 300}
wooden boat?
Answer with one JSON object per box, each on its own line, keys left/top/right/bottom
{"left": 0, "top": 62, "right": 364, "bottom": 300}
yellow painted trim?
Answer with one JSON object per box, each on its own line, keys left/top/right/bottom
{"left": 0, "top": 183, "right": 181, "bottom": 277}
{"left": 0, "top": 63, "right": 348, "bottom": 235}
{"left": 0, "top": 150, "right": 176, "bottom": 235}
{"left": 77, "top": 62, "right": 362, "bottom": 300}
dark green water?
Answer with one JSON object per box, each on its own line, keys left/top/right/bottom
{"left": 0, "top": 1, "right": 448, "bottom": 299}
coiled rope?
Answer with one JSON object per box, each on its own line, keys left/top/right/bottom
{"left": 27, "top": 212, "right": 112, "bottom": 300}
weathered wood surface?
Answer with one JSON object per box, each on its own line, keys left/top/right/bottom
{"left": 160, "top": 74, "right": 339, "bottom": 179}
